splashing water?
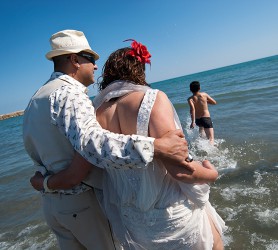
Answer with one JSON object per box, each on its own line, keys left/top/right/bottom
{"left": 183, "top": 116, "right": 237, "bottom": 174}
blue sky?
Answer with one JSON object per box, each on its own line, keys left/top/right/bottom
{"left": 1, "top": 0, "right": 277, "bottom": 114}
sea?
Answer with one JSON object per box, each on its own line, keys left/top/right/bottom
{"left": 0, "top": 55, "right": 277, "bottom": 250}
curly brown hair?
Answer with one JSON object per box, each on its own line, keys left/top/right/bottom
{"left": 98, "top": 47, "right": 149, "bottom": 90}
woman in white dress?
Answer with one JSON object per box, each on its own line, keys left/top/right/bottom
{"left": 31, "top": 40, "right": 226, "bottom": 249}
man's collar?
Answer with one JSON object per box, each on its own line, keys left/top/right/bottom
{"left": 50, "top": 72, "right": 88, "bottom": 94}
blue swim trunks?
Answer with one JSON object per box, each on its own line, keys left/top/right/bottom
{"left": 195, "top": 117, "right": 213, "bottom": 128}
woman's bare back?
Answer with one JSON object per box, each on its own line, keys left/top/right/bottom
{"left": 96, "top": 91, "right": 145, "bottom": 134}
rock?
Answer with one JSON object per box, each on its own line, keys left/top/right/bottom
{"left": 0, "top": 110, "right": 24, "bottom": 120}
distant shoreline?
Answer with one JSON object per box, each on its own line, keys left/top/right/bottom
{"left": 0, "top": 110, "right": 24, "bottom": 121}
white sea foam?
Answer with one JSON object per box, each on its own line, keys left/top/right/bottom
{"left": 250, "top": 233, "right": 278, "bottom": 248}
{"left": 220, "top": 207, "right": 238, "bottom": 221}
{"left": 250, "top": 232, "right": 267, "bottom": 246}
{"left": 221, "top": 225, "right": 234, "bottom": 247}
{"left": 18, "top": 224, "right": 40, "bottom": 237}
{"left": 255, "top": 208, "right": 278, "bottom": 227}
{"left": 254, "top": 171, "right": 263, "bottom": 185}
{"left": 220, "top": 186, "right": 270, "bottom": 201}
{"left": 266, "top": 241, "right": 278, "bottom": 250}
{"left": 0, "top": 235, "right": 56, "bottom": 250}
{"left": 0, "top": 224, "right": 57, "bottom": 250}
{"left": 184, "top": 118, "right": 238, "bottom": 172}
{"left": 188, "top": 138, "right": 237, "bottom": 169}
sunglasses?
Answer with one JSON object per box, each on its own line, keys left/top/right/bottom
{"left": 77, "top": 53, "right": 96, "bottom": 65}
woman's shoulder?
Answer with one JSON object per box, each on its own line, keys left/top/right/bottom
{"left": 151, "top": 90, "right": 171, "bottom": 106}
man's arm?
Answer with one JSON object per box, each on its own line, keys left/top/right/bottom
{"left": 30, "top": 155, "right": 216, "bottom": 192}
{"left": 30, "top": 133, "right": 193, "bottom": 191}
{"left": 35, "top": 130, "right": 193, "bottom": 191}
{"left": 50, "top": 86, "right": 189, "bottom": 170}
{"left": 30, "top": 152, "right": 92, "bottom": 191}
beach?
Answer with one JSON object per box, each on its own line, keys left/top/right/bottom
{"left": 0, "top": 55, "right": 277, "bottom": 249}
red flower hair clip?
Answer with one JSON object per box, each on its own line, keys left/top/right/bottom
{"left": 124, "top": 39, "right": 151, "bottom": 64}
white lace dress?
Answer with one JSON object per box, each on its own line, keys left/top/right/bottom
{"left": 93, "top": 81, "right": 226, "bottom": 250}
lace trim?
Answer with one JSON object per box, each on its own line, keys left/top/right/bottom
{"left": 137, "top": 89, "right": 158, "bottom": 136}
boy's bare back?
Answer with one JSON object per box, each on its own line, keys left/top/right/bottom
{"left": 188, "top": 92, "right": 214, "bottom": 118}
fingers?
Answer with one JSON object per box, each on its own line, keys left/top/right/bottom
{"left": 202, "top": 160, "right": 216, "bottom": 171}
{"left": 183, "top": 161, "right": 196, "bottom": 172}
{"left": 155, "top": 129, "right": 190, "bottom": 165}
{"left": 174, "top": 129, "right": 185, "bottom": 138}
{"left": 167, "top": 129, "right": 185, "bottom": 139}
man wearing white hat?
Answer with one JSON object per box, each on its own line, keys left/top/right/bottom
{"left": 23, "top": 29, "right": 191, "bottom": 249}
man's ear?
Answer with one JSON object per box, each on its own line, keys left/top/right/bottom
{"left": 69, "top": 54, "right": 79, "bottom": 64}
{"left": 69, "top": 54, "right": 80, "bottom": 69}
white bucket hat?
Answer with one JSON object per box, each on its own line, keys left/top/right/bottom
{"left": 45, "top": 29, "right": 99, "bottom": 60}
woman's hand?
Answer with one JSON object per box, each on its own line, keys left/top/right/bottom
{"left": 168, "top": 160, "right": 218, "bottom": 184}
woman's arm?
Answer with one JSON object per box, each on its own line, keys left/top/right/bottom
{"left": 150, "top": 91, "right": 218, "bottom": 184}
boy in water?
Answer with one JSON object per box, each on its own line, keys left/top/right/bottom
{"left": 188, "top": 81, "right": 217, "bottom": 145}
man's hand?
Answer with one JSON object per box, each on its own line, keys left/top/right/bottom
{"left": 30, "top": 171, "right": 44, "bottom": 191}
{"left": 190, "top": 122, "right": 195, "bottom": 129}
{"left": 154, "top": 130, "right": 195, "bottom": 172}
